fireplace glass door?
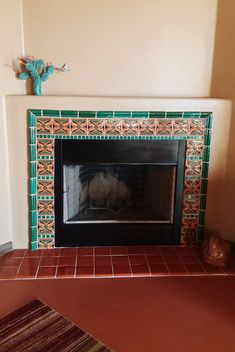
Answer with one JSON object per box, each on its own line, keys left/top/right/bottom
{"left": 55, "top": 140, "right": 186, "bottom": 247}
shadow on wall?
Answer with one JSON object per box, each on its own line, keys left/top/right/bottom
{"left": 210, "top": 0, "right": 235, "bottom": 241}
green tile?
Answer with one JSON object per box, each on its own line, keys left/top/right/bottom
{"left": 200, "top": 112, "right": 212, "bottom": 119}
{"left": 42, "top": 110, "right": 60, "bottom": 117}
{"left": 114, "top": 111, "right": 131, "bottom": 118}
{"left": 149, "top": 112, "right": 166, "bottom": 118}
{"left": 30, "top": 211, "right": 37, "bottom": 226}
{"left": 199, "top": 210, "right": 206, "bottom": 225}
{"left": 29, "top": 127, "right": 36, "bottom": 144}
{"left": 61, "top": 110, "right": 78, "bottom": 117}
{"left": 79, "top": 111, "right": 96, "bottom": 118}
{"left": 202, "top": 163, "right": 209, "bottom": 178}
{"left": 205, "top": 115, "right": 213, "bottom": 129}
{"left": 29, "top": 145, "right": 36, "bottom": 161}
{"left": 183, "top": 112, "right": 201, "bottom": 118}
{"left": 200, "top": 195, "right": 207, "bottom": 210}
{"left": 132, "top": 111, "right": 148, "bottom": 118}
{"left": 30, "top": 178, "right": 37, "bottom": 194}
{"left": 197, "top": 226, "right": 204, "bottom": 241}
{"left": 166, "top": 112, "right": 183, "bottom": 118}
{"left": 201, "top": 178, "right": 208, "bottom": 194}
{"left": 30, "top": 162, "right": 36, "bottom": 178}
{"left": 204, "top": 130, "right": 212, "bottom": 146}
{"left": 203, "top": 147, "right": 210, "bottom": 162}
{"left": 30, "top": 241, "right": 38, "bottom": 250}
{"left": 31, "top": 227, "right": 37, "bottom": 242}
{"left": 31, "top": 109, "right": 43, "bottom": 116}
{"left": 28, "top": 112, "right": 36, "bottom": 126}
{"left": 30, "top": 195, "right": 37, "bottom": 210}
{"left": 97, "top": 111, "right": 113, "bottom": 118}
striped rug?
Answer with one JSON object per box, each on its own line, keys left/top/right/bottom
{"left": 0, "top": 300, "right": 112, "bottom": 351}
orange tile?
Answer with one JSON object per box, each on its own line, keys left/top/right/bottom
{"left": 4, "top": 249, "right": 26, "bottom": 258}
{"left": 110, "top": 247, "right": 128, "bottom": 255}
{"left": 77, "top": 256, "right": 93, "bottom": 266}
{"left": 76, "top": 266, "right": 94, "bottom": 277}
{"left": 21, "top": 258, "right": 40, "bottom": 268}
{"left": 95, "top": 247, "right": 111, "bottom": 256}
{"left": 127, "top": 246, "right": 144, "bottom": 255}
{"left": 17, "top": 266, "right": 37, "bottom": 278}
{"left": 113, "top": 264, "right": 131, "bottom": 276}
{"left": 42, "top": 249, "right": 60, "bottom": 257}
{"left": 77, "top": 247, "right": 93, "bottom": 256}
{"left": 60, "top": 248, "right": 77, "bottom": 257}
{"left": 2, "top": 258, "right": 22, "bottom": 267}
{"left": 143, "top": 247, "right": 161, "bottom": 255}
{"left": 185, "top": 264, "right": 205, "bottom": 274}
{"left": 129, "top": 255, "right": 146, "bottom": 265}
{"left": 167, "top": 263, "right": 187, "bottom": 274}
{"left": 146, "top": 255, "right": 164, "bottom": 264}
{"left": 24, "top": 249, "right": 43, "bottom": 257}
{"left": 149, "top": 263, "right": 169, "bottom": 275}
{"left": 162, "top": 254, "right": 182, "bottom": 264}
{"left": 180, "top": 254, "right": 201, "bottom": 264}
{"left": 131, "top": 264, "right": 150, "bottom": 276}
{"left": 37, "top": 266, "right": 56, "bottom": 278}
{"left": 95, "top": 256, "right": 112, "bottom": 266}
{"left": 95, "top": 265, "right": 113, "bottom": 276}
{"left": 39, "top": 257, "right": 59, "bottom": 267}
{"left": 56, "top": 266, "right": 75, "bottom": 278}
{"left": 58, "top": 256, "right": 76, "bottom": 266}
{"left": 0, "top": 267, "right": 18, "bottom": 279}
{"left": 112, "top": 256, "right": 129, "bottom": 266}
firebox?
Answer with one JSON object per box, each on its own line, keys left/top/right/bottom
{"left": 54, "top": 139, "right": 186, "bottom": 246}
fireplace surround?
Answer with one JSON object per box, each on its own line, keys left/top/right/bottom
{"left": 29, "top": 109, "right": 212, "bottom": 249}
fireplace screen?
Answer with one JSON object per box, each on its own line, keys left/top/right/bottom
{"left": 55, "top": 139, "right": 186, "bottom": 246}
{"left": 63, "top": 164, "right": 176, "bottom": 224}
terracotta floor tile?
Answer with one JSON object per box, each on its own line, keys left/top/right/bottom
{"left": 180, "top": 254, "right": 201, "bottom": 264}
{"left": 58, "top": 256, "right": 76, "bottom": 266}
{"left": 77, "top": 247, "right": 93, "bottom": 256}
{"left": 202, "top": 263, "right": 224, "bottom": 274}
{"left": 56, "top": 266, "right": 75, "bottom": 278}
{"left": 42, "top": 249, "right": 61, "bottom": 257}
{"left": 149, "top": 263, "right": 169, "bottom": 275}
{"left": 95, "top": 256, "right": 112, "bottom": 266}
{"left": 146, "top": 254, "right": 164, "bottom": 264}
{"left": 167, "top": 263, "right": 187, "bottom": 274}
{"left": 110, "top": 247, "right": 128, "bottom": 255}
{"left": 95, "top": 265, "right": 113, "bottom": 276}
{"left": 185, "top": 264, "right": 205, "bottom": 274}
{"left": 37, "top": 266, "right": 57, "bottom": 278}
{"left": 112, "top": 256, "right": 129, "bottom": 266}
{"left": 17, "top": 266, "right": 37, "bottom": 278}
{"left": 24, "top": 249, "right": 43, "bottom": 257}
{"left": 176, "top": 247, "right": 198, "bottom": 255}
{"left": 113, "top": 264, "right": 131, "bottom": 276}
{"left": 127, "top": 246, "right": 144, "bottom": 255}
{"left": 162, "top": 254, "right": 182, "bottom": 264}
{"left": 77, "top": 256, "right": 93, "bottom": 266}
{"left": 94, "top": 247, "right": 111, "bottom": 256}
{"left": 131, "top": 264, "right": 150, "bottom": 276}
{"left": 76, "top": 266, "right": 94, "bottom": 277}
{"left": 39, "top": 256, "right": 59, "bottom": 267}
{"left": 21, "top": 258, "right": 40, "bottom": 268}
{"left": 2, "top": 258, "right": 22, "bottom": 267}
{"left": 143, "top": 246, "right": 161, "bottom": 255}
{"left": 4, "top": 249, "right": 26, "bottom": 258}
{"left": 60, "top": 248, "right": 77, "bottom": 256}
{"left": 129, "top": 255, "right": 146, "bottom": 265}
{"left": 160, "top": 247, "right": 177, "bottom": 255}
{"left": 0, "top": 267, "right": 18, "bottom": 279}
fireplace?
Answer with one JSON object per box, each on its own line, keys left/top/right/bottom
{"left": 29, "top": 109, "right": 212, "bottom": 249}
{"left": 55, "top": 140, "right": 186, "bottom": 246}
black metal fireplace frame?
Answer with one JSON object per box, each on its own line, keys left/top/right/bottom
{"left": 55, "top": 139, "right": 186, "bottom": 247}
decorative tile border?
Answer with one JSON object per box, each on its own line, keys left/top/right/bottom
{"left": 29, "top": 110, "right": 213, "bottom": 250}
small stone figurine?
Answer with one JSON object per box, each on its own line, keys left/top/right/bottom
{"left": 202, "top": 234, "right": 231, "bottom": 267}
{"left": 18, "top": 56, "right": 69, "bottom": 95}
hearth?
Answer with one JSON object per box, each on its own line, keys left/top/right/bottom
{"left": 55, "top": 139, "right": 186, "bottom": 246}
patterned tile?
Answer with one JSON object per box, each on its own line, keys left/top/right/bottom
{"left": 38, "top": 220, "right": 54, "bottom": 234}
{"left": 37, "top": 139, "right": 54, "bottom": 155}
{"left": 30, "top": 110, "right": 212, "bottom": 249}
